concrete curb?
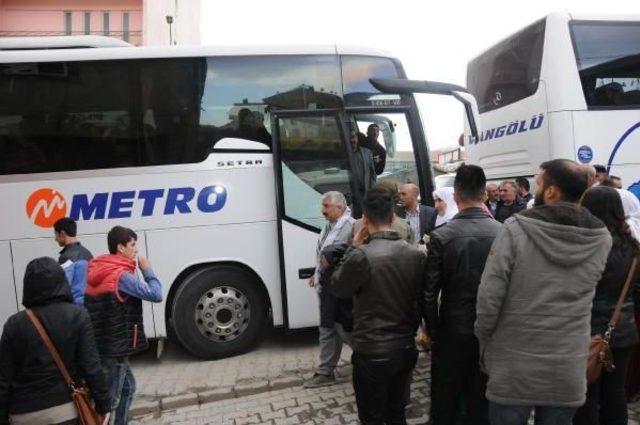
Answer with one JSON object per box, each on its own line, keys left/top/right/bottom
{"left": 130, "top": 365, "right": 351, "bottom": 420}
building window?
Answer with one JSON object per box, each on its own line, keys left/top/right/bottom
{"left": 123, "top": 12, "right": 130, "bottom": 42}
{"left": 84, "top": 12, "right": 91, "bottom": 35}
{"left": 103, "top": 12, "right": 110, "bottom": 36}
{"left": 64, "top": 12, "right": 72, "bottom": 35}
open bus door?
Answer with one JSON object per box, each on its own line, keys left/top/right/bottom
{"left": 271, "top": 110, "right": 357, "bottom": 330}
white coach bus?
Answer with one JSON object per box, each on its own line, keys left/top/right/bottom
{"left": 0, "top": 36, "right": 473, "bottom": 359}
{"left": 465, "top": 12, "right": 640, "bottom": 197}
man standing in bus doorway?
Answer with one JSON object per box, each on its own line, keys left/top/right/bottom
{"left": 484, "top": 183, "right": 499, "bottom": 217}
{"left": 332, "top": 187, "right": 425, "bottom": 424}
{"left": 424, "top": 165, "right": 501, "bottom": 425}
{"left": 305, "top": 192, "right": 355, "bottom": 388}
{"left": 493, "top": 181, "right": 525, "bottom": 223}
{"left": 360, "top": 124, "right": 387, "bottom": 175}
{"left": 85, "top": 226, "right": 163, "bottom": 425}
{"left": 350, "top": 130, "right": 377, "bottom": 207}
{"left": 515, "top": 177, "right": 533, "bottom": 204}
{"left": 475, "top": 159, "right": 611, "bottom": 425}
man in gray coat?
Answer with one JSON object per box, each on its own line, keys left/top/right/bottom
{"left": 305, "top": 191, "right": 355, "bottom": 388}
{"left": 475, "top": 159, "right": 612, "bottom": 425}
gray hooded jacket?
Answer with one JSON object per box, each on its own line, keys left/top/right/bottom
{"left": 475, "top": 203, "right": 612, "bottom": 407}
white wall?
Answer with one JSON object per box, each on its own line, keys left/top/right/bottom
{"left": 143, "top": 0, "right": 200, "bottom": 46}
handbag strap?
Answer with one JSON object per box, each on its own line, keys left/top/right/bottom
{"left": 607, "top": 257, "right": 639, "bottom": 337}
{"left": 25, "top": 309, "right": 75, "bottom": 387}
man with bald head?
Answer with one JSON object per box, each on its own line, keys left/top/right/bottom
{"left": 584, "top": 165, "right": 598, "bottom": 188}
{"left": 398, "top": 183, "right": 437, "bottom": 244}
{"left": 484, "top": 183, "right": 499, "bottom": 217}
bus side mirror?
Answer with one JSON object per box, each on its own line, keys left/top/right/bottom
{"left": 451, "top": 90, "right": 481, "bottom": 145}
{"left": 368, "top": 78, "right": 482, "bottom": 145}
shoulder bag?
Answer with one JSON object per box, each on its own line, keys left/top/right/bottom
{"left": 26, "top": 309, "right": 102, "bottom": 425}
{"left": 587, "top": 257, "right": 638, "bottom": 383}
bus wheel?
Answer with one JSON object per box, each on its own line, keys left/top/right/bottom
{"left": 171, "top": 266, "right": 268, "bottom": 359}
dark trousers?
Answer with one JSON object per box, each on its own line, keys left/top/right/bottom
{"left": 352, "top": 347, "right": 418, "bottom": 425}
{"left": 573, "top": 347, "right": 632, "bottom": 425}
{"left": 431, "top": 332, "right": 489, "bottom": 425}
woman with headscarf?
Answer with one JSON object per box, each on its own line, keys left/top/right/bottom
{"left": 618, "top": 188, "right": 640, "bottom": 242}
{"left": 433, "top": 187, "right": 459, "bottom": 227}
{"left": 0, "top": 257, "right": 110, "bottom": 425}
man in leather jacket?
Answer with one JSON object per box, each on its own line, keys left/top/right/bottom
{"left": 424, "top": 165, "right": 502, "bottom": 425}
{"left": 331, "top": 187, "right": 426, "bottom": 425}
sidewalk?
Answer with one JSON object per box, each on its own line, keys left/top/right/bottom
{"left": 135, "top": 355, "right": 430, "bottom": 424}
{"left": 130, "top": 328, "right": 352, "bottom": 416}
{"left": 130, "top": 328, "right": 640, "bottom": 424}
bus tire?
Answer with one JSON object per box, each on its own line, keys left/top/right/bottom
{"left": 171, "top": 266, "right": 268, "bottom": 359}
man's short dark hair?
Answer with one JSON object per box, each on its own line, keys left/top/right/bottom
{"left": 454, "top": 165, "right": 486, "bottom": 201}
{"left": 539, "top": 159, "right": 588, "bottom": 203}
{"left": 107, "top": 226, "right": 137, "bottom": 254}
{"left": 594, "top": 164, "right": 607, "bottom": 175}
{"left": 515, "top": 177, "right": 530, "bottom": 192}
{"left": 53, "top": 217, "right": 77, "bottom": 237}
{"left": 362, "top": 187, "right": 394, "bottom": 226}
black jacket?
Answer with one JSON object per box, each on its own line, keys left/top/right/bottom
{"left": 591, "top": 241, "right": 640, "bottom": 348}
{"left": 0, "top": 258, "right": 109, "bottom": 423}
{"left": 360, "top": 135, "right": 386, "bottom": 175}
{"left": 424, "top": 207, "right": 502, "bottom": 339}
{"left": 58, "top": 242, "right": 93, "bottom": 264}
{"left": 494, "top": 200, "right": 525, "bottom": 223}
{"left": 319, "top": 243, "right": 353, "bottom": 331}
{"left": 85, "top": 255, "right": 150, "bottom": 358}
{"left": 331, "top": 231, "right": 426, "bottom": 355}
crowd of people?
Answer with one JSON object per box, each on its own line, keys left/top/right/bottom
{"left": 307, "top": 159, "right": 640, "bottom": 425}
{"left": 0, "top": 221, "right": 162, "bottom": 425}
{"left": 1, "top": 157, "right": 639, "bottom": 425}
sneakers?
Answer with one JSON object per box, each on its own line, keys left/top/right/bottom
{"left": 303, "top": 373, "right": 336, "bottom": 388}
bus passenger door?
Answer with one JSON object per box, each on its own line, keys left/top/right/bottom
{"left": 272, "top": 111, "right": 354, "bottom": 329}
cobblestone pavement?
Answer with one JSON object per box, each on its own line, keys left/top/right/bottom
{"left": 134, "top": 353, "right": 430, "bottom": 425}
{"left": 130, "top": 328, "right": 640, "bottom": 424}
{"left": 131, "top": 328, "right": 349, "bottom": 400}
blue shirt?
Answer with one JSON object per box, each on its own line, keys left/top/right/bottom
{"left": 118, "top": 267, "right": 163, "bottom": 302}
{"left": 62, "top": 260, "right": 88, "bottom": 305}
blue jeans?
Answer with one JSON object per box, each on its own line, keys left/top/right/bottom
{"left": 104, "top": 358, "right": 136, "bottom": 425}
{"left": 489, "top": 402, "right": 576, "bottom": 425}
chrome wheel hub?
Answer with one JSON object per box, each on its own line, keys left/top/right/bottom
{"left": 195, "top": 286, "right": 250, "bottom": 342}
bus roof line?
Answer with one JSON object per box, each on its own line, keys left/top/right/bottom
{"left": 0, "top": 43, "right": 394, "bottom": 63}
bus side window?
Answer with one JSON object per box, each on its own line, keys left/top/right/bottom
{"left": 277, "top": 114, "right": 353, "bottom": 228}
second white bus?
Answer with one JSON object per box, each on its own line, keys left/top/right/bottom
{"left": 465, "top": 12, "right": 640, "bottom": 197}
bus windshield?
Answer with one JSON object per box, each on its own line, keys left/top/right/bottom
{"left": 571, "top": 21, "right": 640, "bottom": 108}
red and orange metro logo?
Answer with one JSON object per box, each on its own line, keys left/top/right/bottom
{"left": 25, "top": 188, "right": 68, "bottom": 228}
{"left": 24, "top": 185, "right": 229, "bottom": 229}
